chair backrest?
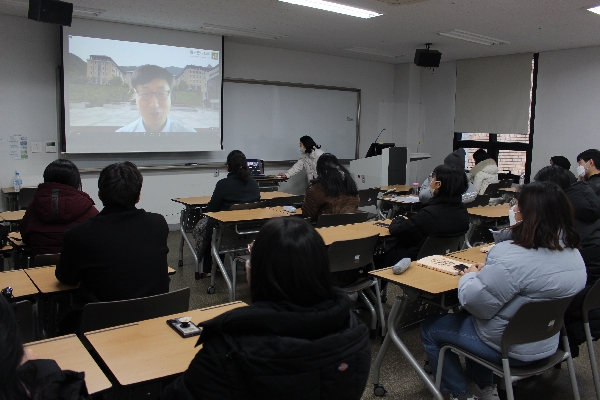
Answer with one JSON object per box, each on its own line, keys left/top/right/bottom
{"left": 417, "top": 236, "right": 464, "bottom": 259}
{"left": 327, "top": 235, "right": 380, "bottom": 272}
{"left": 229, "top": 201, "right": 268, "bottom": 211}
{"left": 10, "top": 300, "right": 35, "bottom": 343}
{"left": 316, "top": 212, "right": 369, "bottom": 228}
{"left": 498, "top": 179, "right": 514, "bottom": 189}
{"left": 500, "top": 296, "right": 574, "bottom": 358}
{"left": 483, "top": 183, "right": 502, "bottom": 196}
{"left": 31, "top": 253, "right": 60, "bottom": 268}
{"left": 81, "top": 287, "right": 190, "bottom": 334}
{"left": 268, "top": 195, "right": 305, "bottom": 207}
{"left": 358, "top": 188, "right": 380, "bottom": 207}
{"left": 465, "top": 195, "right": 491, "bottom": 208}
{"left": 583, "top": 280, "right": 600, "bottom": 323}
{"left": 183, "top": 207, "right": 205, "bottom": 232}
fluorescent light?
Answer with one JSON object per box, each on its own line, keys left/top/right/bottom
{"left": 438, "top": 29, "right": 509, "bottom": 46}
{"left": 588, "top": 5, "right": 600, "bottom": 15}
{"left": 279, "top": 0, "right": 383, "bottom": 19}
{"left": 345, "top": 46, "right": 404, "bottom": 58}
{"left": 200, "top": 24, "right": 285, "bottom": 40}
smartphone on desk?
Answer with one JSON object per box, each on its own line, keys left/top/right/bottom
{"left": 374, "top": 222, "right": 390, "bottom": 228}
{"left": 167, "top": 317, "right": 202, "bottom": 338}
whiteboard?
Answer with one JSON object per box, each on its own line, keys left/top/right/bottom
{"left": 222, "top": 80, "right": 359, "bottom": 161}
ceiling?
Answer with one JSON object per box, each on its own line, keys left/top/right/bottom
{"left": 1, "top": 0, "right": 600, "bottom": 64}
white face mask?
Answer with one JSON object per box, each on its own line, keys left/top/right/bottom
{"left": 577, "top": 164, "right": 586, "bottom": 178}
{"left": 508, "top": 207, "right": 518, "bottom": 226}
{"left": 300, "top": 147, "right": 305, "bottom": 154}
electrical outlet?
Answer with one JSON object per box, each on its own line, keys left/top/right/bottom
{"left": 362, "top": 176, "right": 365, "bottom": 183}
{"left": 214, "top": 169, "right": 219, "bottom": 177}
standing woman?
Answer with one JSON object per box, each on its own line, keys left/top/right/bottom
{"left": 278, "top": 135, "right": 324, "bottom": 183}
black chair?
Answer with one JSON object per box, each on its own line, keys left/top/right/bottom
{"left": 316, "top": 212, "right": 369, "bottom": 228}
{"left": 10, "top": 300, "right": 36, "bottom": 342}
{"left": 483, "top": 183, "right": 502, "bottom": 196}
{"left": 31, "top": 253, "right": 60, "bottom": 268}
{"left": 229, "top": 201, "right": 268, "bottom": 210}
{"left": 328, "top": 235, "right": 384, "bottom": 337}
{"left": 435, "top": 297, "right": 580, "bottom": 400}
{"left": 358, "top": 188, "right": 380, "bottom": 207}
{"left": 417, "top": 236, "right": 464, "bottom": 259}
{"left": 268, "top": 195, "right": 305, "bottom": 207}
{"left": 465, "top": 195, "right": 491, "bottom": 208}
{"left": 498, "top": 179, "right": 514, "bottom": 188}
{"left": 80, "top": 288, "right": 190, "bottom": 335}
{"left": 583, "top": 280, "right": 600, "bottom": 400}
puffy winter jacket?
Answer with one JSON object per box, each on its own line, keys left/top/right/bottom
{"left": 163, "top": 289, "right": 371, "bottom": 400}
{"left": 470, "top": 159, "right": 499, "bottom": 195}
{"left": 19, "top": 183, "right": 98, "bottom": 256}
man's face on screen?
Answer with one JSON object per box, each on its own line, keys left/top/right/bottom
{"left": 135, "top": 78, "right": 171, "bottom": 132}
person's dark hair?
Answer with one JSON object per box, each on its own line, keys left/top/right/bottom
{"left": 511, "top": 181, "right": 579, "bottom": 250}
{"left": 250, "top": 218, "right": 334, "bottom": 307}
{"left": 130, "top": 65, "right": 174, "bottom": 90}
{"left": 472, "top": 149, "right": 490, "bottom": 165}
{"left": 550, "top": 156, "right": 571, "bottom": 170}
{"left": 430, "top": 164, "right": 468, "bottom": 203}
{"left": 43, "top": 159, "right": 81, "bottom": 190}
{"left": 577, "top": 149, "right": 600, "bottom": 168}
{"left": 316, "top": 153, "right": 358, "bottom": 197}
{"left": 0, "top": 295, "right": 28, "bottom": 400}
{"left": 226, "top": 150, "right": 251, "bottom": 182}
{"left": 299, "top": 135, "right": 321, "bottom": 154}
{"left": 98, "top": 161, "right": 143, "bottom": 207}
{"left": 534, "top": 165, "right": 571, "bottom": 191}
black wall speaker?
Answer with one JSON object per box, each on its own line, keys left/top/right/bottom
{"left": 28, "top": 0, "right": 73, "bottom": 26}
{"left": 414, "top": 49, "right": 442, "bottom": 68}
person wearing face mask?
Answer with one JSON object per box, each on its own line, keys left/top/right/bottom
{"left": 421, "top": 181, "right": 586, "bottom": 400}
{"left": 576, "top": 149, "right": 600, "bottom": 197}
{"left": 277, "top": 135, "right": 324, "bottom": 184}
{"left": 419, "top": 148, "right": 477, "bottom": 204}
{"left": 379, "top": 164, "right": 470, "bottom": 268}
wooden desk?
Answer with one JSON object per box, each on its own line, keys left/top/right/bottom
{"left": 371, "top": 263, "right": 459, "bottom": 294}
{"left": 24, "top": 266, "right": 78, "bottom": 294}
{"left": 0, "top": 209, "right": 26, "bottom": 222}
{"left": 25, "top": 334, "right": 112, "bottom": 394}
{"left": 204, "top": 207, "right": 290, "bottom": 223}
{"left": 380, "top": 185, "right": 412, "bottom": 193}
{"left": 467, "top": 203, "right": 509, "bottom": 218}
{"left": 85, "top": 302, "right": 246, "bottom": 387}
{"left": 270, "top": 206, "right": 302, "bottom": 215}
{"left": 446, "top": 244, "right": 491, "bottom": 264}
{"left": 0, "top": 269, "right": 38, "bottom": 298}
{"left": 499, "top": 187, "right": 518, "bottom": 193}
{"left": 168, "top": 266, "right": 176, "bottom": 275}
{"left": 258, "top": 191, "right": 295, "bottom": 200}
{"left": 171, "top": 196, "right": 212, "bottom": 207}
{"left": 316, "top": 220, "right": 392, "bottom": 246}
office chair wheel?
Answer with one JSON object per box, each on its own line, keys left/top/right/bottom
{"left": 423, "top": 360, "right": 432, "bottom": 374}
{"left": 195, "top": 272, "right": 202, "bottom": 280}
{"left": 374, "top": 384, "right": 387, "bottom": 397}
{"left": 207, "top": 286, "right": 215, "bottom": 294}
{"left": 178, "top": 260, "right": 183, "bottom": 267}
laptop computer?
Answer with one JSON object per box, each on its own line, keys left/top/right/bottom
{"left": 247, "top": 159, "right": 265, "bottom": 177}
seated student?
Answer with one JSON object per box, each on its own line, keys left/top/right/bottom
{"left": 193, "top": 150, "right": 260, "bottom": 276}
{"left": 19, "top": 159, "right": 98, "bottom": 256}
{"left": 164, "top": 217, "right": 371, "bottom": 400}
{"left": 0, "top": 295, "right": 88, "bottom": 399}
{"left": 534, "top": 165, "right": 600, "bottom": 356}
{"left": 382, "top": 164, "right": 470, "bottom": 267}
{"left": 419, "top": 148, "right": 477, "bottom": 204}
{"left": 56, "top": 162, "right": 169, "bottom": 305}
{"left": 302, "top": 153, "right": 359, "bottom": 222}
{"left": 470, "top": 149, "right": 499, "bottom": 195}
{"left": 577, "top": 148, "right": 600, "bottom": 196}
{"left": 421, "top": 181, "right": 586, "bottom": 400}
{"left": 550, "top": 155, "right": 577, "bottom": 184}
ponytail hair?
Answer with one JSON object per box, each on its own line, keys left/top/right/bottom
{"left": 227, "top": 150, "right": 250, "bottom": 182}
{"left": 300, "top": 136, "right": 321, "bottom": 154}
{"left": 316, "top": 153, "right": 358, "bottom": 197}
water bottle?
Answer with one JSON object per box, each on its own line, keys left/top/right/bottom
{"left": 13, "top": 170, "right": 22, "bottom": 192}
{"left": 412, "top": 182, "right": 420, "bottom": 195}
{"left": 519, "top": 171, "right": 525, "bottom": 186}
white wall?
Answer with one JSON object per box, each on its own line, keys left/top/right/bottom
{"left": 533, "top": 45, "right": 600, "bottom": 177}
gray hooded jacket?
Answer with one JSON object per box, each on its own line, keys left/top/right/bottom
{"left": 458, "top": 240, "right": 586, "bottom": 361}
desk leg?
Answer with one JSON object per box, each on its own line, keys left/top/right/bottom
{"left": 372, "top": 295, "right": 444, "bottom": 400}
{"left": 209, "top": 226, "right": 235, "bottom": 301}
{"left": 465, "top": 216, "right": 481, "bottom": 248}
{"left": 178, "top": 207, "right": 202, "bottom": 279}
{"left": 178, "top": 208, "right": 186, "bottom": 267}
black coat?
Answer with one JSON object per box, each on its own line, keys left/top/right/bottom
{"left": 56, "top": 205, "right": 169, "bottom": 304}
{"left": 18, "top": 359, "right": 89, "bottom": 400}
{"left": 586, "top": 174, "right": 600, "bottom": 198}
{"left": 383, "top": 195, "right": 470, "bottom": 266}
{"left": 163, "top": 289, "right": 371, "bottom": 400}
{"left": 206, "top": 173, "right": 260, "bottom": 213}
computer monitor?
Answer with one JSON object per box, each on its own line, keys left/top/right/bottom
{"left": 247, "top": 159, "right": 265, "bottom": 177}
{"left": 366, "top": 143, "right": 395, "bottom": 158}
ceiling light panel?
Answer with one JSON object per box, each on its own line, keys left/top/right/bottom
{"left": 279, "top": 0, "right": 383, "bottom": 19}
{"left": 438, "top": 29, "right": 509, "bottom": 46}
{"left": 588, "top": 5, "right": 600, "bottom": 15}
{"left": 345, "top": 46, "right": 404, "bottom": 58}
{"left": 200, "top": 24, "right": 285, "bottom": 40}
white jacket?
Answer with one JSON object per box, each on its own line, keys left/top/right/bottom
{"left": 285, "top": 148, "right": 324, "bottom": 183}
{"left": 471, "top": 159, "right": 499, "bottom": 195}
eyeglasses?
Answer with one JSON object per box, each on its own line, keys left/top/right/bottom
{"left": 135, "top": 90, "right": 171, "bottom": 100}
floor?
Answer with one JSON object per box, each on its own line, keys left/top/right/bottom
{"left": 167, "top": 231, "right": 600, "bottom": 400}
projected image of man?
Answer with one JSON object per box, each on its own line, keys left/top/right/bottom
{"left": 116, "top": 65, "right": 196, "bottom": 133}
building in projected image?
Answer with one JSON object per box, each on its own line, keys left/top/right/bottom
{"left": 87, "top": 55, "right": 129, "bottom": 85}
{"left": 174, "top": 64, "right": 220, "bottom": 106}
